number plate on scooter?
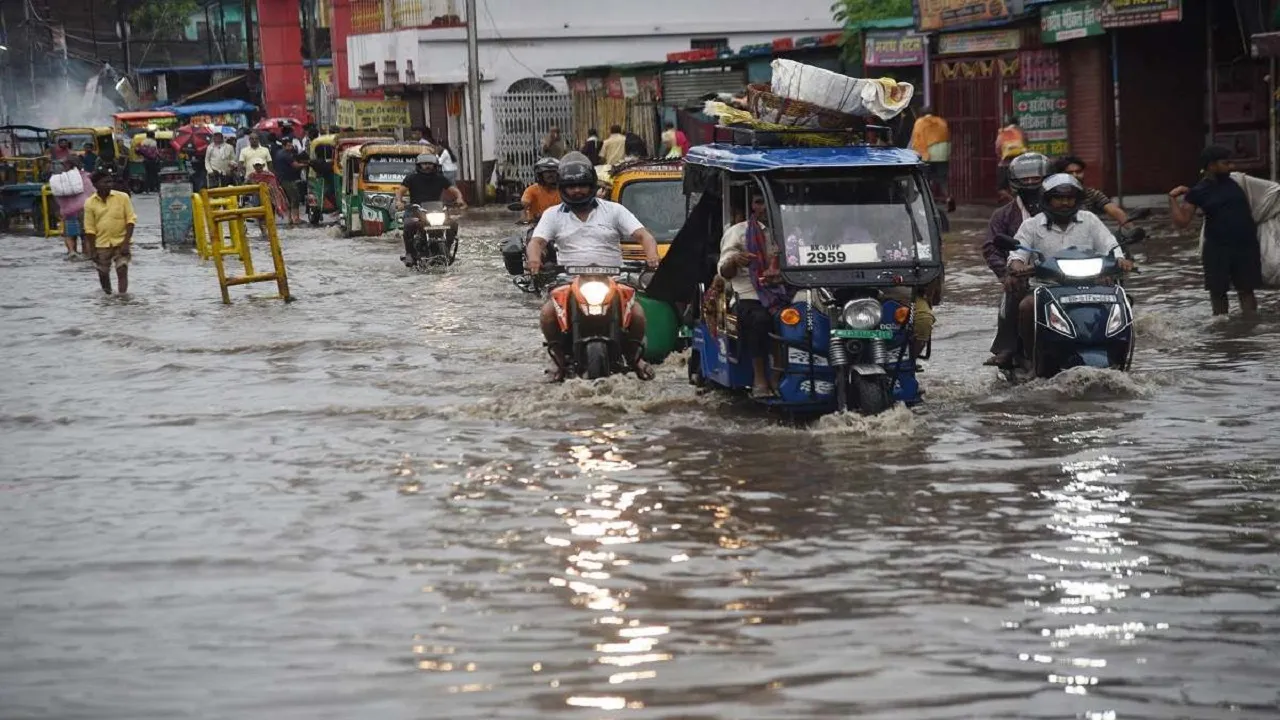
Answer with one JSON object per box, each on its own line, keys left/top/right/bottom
{"left": 832, "top": 328, "right": 894, "bottom": 339}
{"left": 567, "top": 266, "right": 619, "bottom": 275}
{"left": 1060, "top": 294, "right": 1117, "bottom": 304}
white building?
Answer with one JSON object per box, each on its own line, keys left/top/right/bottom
{"left": 346, "top": 0, "right": 841, "bottom": 179}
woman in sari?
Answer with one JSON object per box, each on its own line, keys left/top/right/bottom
{"left": 246, "top": 160, "right": 290, "bottom": 219}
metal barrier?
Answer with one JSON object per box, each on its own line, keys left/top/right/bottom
{"left": 197, "top": 184, "right": 292, "bottom": 304}
{"left": 40, "top": 185, "right": 59, "bottom": 237}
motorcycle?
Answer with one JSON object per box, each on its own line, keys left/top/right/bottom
{"left": 501, "top": 202, "right": 558, "bottom": 294}
{"left": 994, "top": 222, "right": 1145, "bottom": 381}
{"left": 406, "top": 201, "right": 460, "bottom": 270}
{"left": 547, "top": 262, "right": 647, "bottom": 380}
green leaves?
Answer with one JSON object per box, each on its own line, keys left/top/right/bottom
{"left": 830, "top": 0, "right": 914, "bottom": 64}
{"left": 129, "top": 0, "right": 201, "bottom": 38}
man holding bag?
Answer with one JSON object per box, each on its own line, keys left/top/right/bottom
{"left": 1169, "top": 146, "right": 1262, "bottom": 317}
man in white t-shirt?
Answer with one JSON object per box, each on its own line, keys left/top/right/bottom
{"left": 527, "top": 152, "right": 659, "bottom": 380}
{"left": 717, "top": 193, "right": 778, "bottom": 397}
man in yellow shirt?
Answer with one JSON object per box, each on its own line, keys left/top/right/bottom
{"left": 599, "top": 124, "right": 627, "bottom": 167}
{"left": 84, "top": 171, "right": 138, "bottom": 295}
{"left": 236, "top": 134, "right": 272, "bottom": 178}
{"left": 909, "top": 106, "right": 953, "bottom": 211}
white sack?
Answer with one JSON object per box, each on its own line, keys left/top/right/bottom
{"left": 1198, "top": 172, "right": 1280, "bottom": 288}
{"left": 769, "top": 59, "right": 914, "bottom": 121}
{"left": 49, "top": 168, "right": 85, "bottom": 197}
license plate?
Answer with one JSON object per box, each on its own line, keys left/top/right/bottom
{"left": 1060, "top": 294, "right": 1117, "bottom": 304}
{"left": 797, "top": 243, "right": 879, "bottom": 266}
{"left": 832, "top": 328, "right": 894, "bottom": 339}
{"left": 567, "top": 266, "right": 619, "bottom": 275}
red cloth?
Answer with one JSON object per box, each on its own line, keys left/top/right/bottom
{"left": 248, "top": 170, "right": 289, "bottom": 218}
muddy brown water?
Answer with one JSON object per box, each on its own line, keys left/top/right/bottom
{"left": 2, "top": 199, "right": 1278, "bottom": 719}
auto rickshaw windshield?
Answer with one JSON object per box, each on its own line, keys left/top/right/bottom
{"left": 617, "top": 180, "right": 685, "bottom": 242}
{"left": 55, "top": 133, "right": 94, "bottom": 149}
{"left": 364, "top": 155, "right": 417, "bottom": 183}
{"left": 770, "top": 171, "right": 936, "bottom": 267}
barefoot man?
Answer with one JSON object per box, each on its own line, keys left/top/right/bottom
{"left": 84, "top": 171, "right": 138, "bottom": 296}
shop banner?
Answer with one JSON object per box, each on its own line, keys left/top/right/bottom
{"left": 864, "top": 30, "right": 927, "bottom": 67}
{"left": 937, "top": 29, "right": 1022, "bottom": 55}
{"left": 335, "top": 99, "right": 410, "bottom": 130}
{"left": 1013, "top": 89, "right": 1070, "bottom": 155}
{"left": 1099, "top": 0, "right": 1181, "bottom": 29}
{"left": 916, "top": 0, "right": 1013, "bottom": 32}
{"left": 1042, "top": 0, "right": 1104, "bottom": 43}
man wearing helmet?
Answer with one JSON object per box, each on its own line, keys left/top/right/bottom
{"left": 526, "top": 152, "right": 661, "bottom": 381}
{"left": 983, "top": 152, "right": 1048, "bottom": 365}
{"left": 521, "top": 157, "right": 562, "bottom": 224}
{"left": 1005, "top": 173, "right": 1135, "bottom": 356}
{"left": 395, "top": 152, "right": 466, "bottom": 266}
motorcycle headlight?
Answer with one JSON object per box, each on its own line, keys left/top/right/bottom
{"left": 425, "top": 211, "right": 447, "bottom": 226}
{"left": 1058, "top": 257, "right": 1105, "bottom": 278}
{"left": 580, "top": 280, "right": 610, "bottom": 306}
{"left": 842, "top": 299, "right": 882, "bottom": 330}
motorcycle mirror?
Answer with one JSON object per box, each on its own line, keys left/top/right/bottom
{"left": 507, "top": 202, "right": 524, "bottom": 212}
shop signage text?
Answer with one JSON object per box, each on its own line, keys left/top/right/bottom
{"left": 335, "top": 99, "right": 410, "bottom": 130}
{"left": 864, "top": 31, "right": 927, "bottom": 67}
{"left": 916, "top": 0, "right": 1013, "bottom": 32}
{"left": 1100, "top": 0, "right": 1181, "bottom": 28}
{"left": 1013, "top": 89, "right": 1070, "bottom": 155}
{"left": 937, "top": 29, "right": 1022, "bottom": 56}
{"left": 1042, "top": 0, "right": 1104, "bottom": 43}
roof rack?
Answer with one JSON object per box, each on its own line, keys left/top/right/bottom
{"left": 708, "top": 124, "right": 895, "bottom": 148}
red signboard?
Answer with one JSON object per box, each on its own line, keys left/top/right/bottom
{"left": 772, "top": 37, "right": 795, "bottom": 51}
{"left": 605, "top": 76, "right": 624, "bottom": 99}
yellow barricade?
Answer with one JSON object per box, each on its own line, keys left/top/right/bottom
{"left": 197, "top": 184, "right": 292, "bottom": 304}
{"left": 40, "top": 185, "right": 59, "bottom": 237}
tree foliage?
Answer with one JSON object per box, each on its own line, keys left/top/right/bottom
{"left": 128, "top": 0, "right": 201, "bottom": 39}
{"left": 831, "top": 0, "right": 915, "bottom": 64}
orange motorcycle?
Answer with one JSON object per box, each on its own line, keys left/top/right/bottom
{"left": 547, "top": 264, "right": 644, "bottom": 379}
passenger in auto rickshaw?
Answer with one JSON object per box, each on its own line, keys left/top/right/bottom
{"left": 715, "top": 191, "right": 786, "bottom": 398}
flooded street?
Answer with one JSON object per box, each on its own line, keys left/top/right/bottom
{"left": 2, "top": 197, "right": 1278, "bottom": 719}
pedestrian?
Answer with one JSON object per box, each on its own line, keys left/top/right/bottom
{"left": 580, "top": 128, "right": 601, "bottom": 166}
{"left": 660, "top": 121, "right": 689, "bottom": 158}
{"left": 1169, "top": 145, "right": 1262, "bottom": 317}
{"left": 236, "top": 133, "right": 272, "bottom": 180}
{"left": 234, "top": 127, "right": 251, "bottom": 156}
{"left": 623, "top": 132, "right": 648, "bottom": 162}
{"left": 1052, "top": 156, "right": 1130, "bottom": 226}
{"left": 600, "top": 124, "right": 626, "bottom": 167}
{"left": 53, "top": 156, "right": 96, "bottom": 259}
{"left": 994, "top": 117, "right": 1026, "bottom": 201}
{"left": 248, "top": 160, "right": 290, "bottom": 220}
{"left": 83, "top": 170, "right": 137, "bottom": 296}
{"left": 909, "top": 105, "right": 954, "bottom": 212}
{"left": 541, "top": 126, "right": 567, "bottom": 159}
{"left": 416, "top": 127, "right": 434, "bottom": 145}
{"left": 205, "top": 132, "right": 235, "bottom": 189}
{"left": 52, "top": 138, "right": 72, "bottom": 163}
{"left": 436, "top": 140, "right": 459, "bottom": 184}
{"left": 81, "top": 142, "right": 99, "bottom": 173}
{"left": 273, "top": 142, "right": 306, "bottom": 225}
{"left": 139, "top": 132, "right": 161, "bottom": 193}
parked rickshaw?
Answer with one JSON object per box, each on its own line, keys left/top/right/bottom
{"left": 338, "top": 143, "right": 422, "bottom": 237}
{"left": 603, "top": 158, "right": 686, "bottom": 262}
{"left": 0, "top": 125, "right": 52, "bottom": 184}
{"left": 50, "top": 126, "right": 116, "bottom": 169}
{"left": 649, "top": 127, "right": 945, "bottom": 416}
{"left": 112, "top": 111, "right": 178, "bottom": 184}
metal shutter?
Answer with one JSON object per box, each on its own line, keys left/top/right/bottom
{"left": 661, "top": 68, "right": 748, "bottom": 108}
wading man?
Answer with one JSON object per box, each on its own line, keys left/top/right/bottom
{"left": 83, "top": 171, "right": 138, "bottom": 296}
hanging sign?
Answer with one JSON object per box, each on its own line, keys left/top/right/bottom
{"left": 1041, "top": 0, "right": 1104, "bottom": 43}
{"left": 1099, "top": 0, "right": 1181, "bottom": 29}
{"left": 864, "top": 31, "right": 927, "bottom": 67}
{"left": 937, "top": 29, "right": 1022, "bottom": 55}
{"left": 620, "top": 76, "right": 640, "bottom": 98}
{"left": 916, "top": 0, "right": 1013, "bottom": 32}
{"left": 605, "top": 76, "right": 624, "bottom": 99}
{"left": 1013, "top": 89, "right": 1070, "bottom": 156}
{"left": 335, "top": 99, "right": 409, "bottom": 130}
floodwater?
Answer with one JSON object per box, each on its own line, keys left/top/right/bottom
{"left": 2, "top": 198, "right": 1278, "bottom": 720}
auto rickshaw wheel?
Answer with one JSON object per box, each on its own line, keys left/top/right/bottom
{"left": 852, "top": 375, "right": 893, "bottom": 415}
{"left": 308, "top": 208, "right": 322, "bottom": 226}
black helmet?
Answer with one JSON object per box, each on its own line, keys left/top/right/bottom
{"left": 1041, "top": 173, "right": 1084, "bottom": 224}
{"left": 1008, "top": 152, "right": 1049, "bottom": 192}
{"left": 557, "top": 151, "right": 597, "bottom": 209}
{"left": 534, "top": 156, "right": 560, "bottom": 186}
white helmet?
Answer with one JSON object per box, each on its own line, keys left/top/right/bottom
{"left": 416, "top": 153, "right": 439, "bottom": 166}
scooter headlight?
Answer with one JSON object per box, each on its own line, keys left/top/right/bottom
{"left": 1105, "top": 301, "right": 1127, "bottom": 336}
{"left": 1058, "top": 257, "right": 1105, "bottom": 278}
{"left": 424, "top": 211, "right": 447, "bottom": 226}
{"left": 842, "top": 299, "right": 882, "bottom": 330}
{"left": 580, "top": 280, "right": 610, "bottom": 306}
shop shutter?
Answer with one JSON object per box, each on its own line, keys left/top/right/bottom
{"left": 1065, "top": 37, "right": 1109, "bottom": 193}
{"left": 661, "top": 68, "right": 748, "bottom": 109}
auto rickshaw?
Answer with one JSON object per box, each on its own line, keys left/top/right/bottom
{"left": 330, "top": 133, "right": 396, "bottom": 178}
{"left": 50, "top": 126, "right": 116, "bottom": 171}
{"left": 0, "top": 125, "right": 52, "bottom": 184}
{"left": 112, "top": 111, "right": 178, "bottom": 185}
{"left": 602, "top": 158, "right": 685, "bottom": 262}
{"left": 646, "top": 126, "right": 945, "bottom": 416}
{"left": 304, "top": 133, "right": 337, "bottom": 224}
{"left": 338, "top": 143, "right": 422, "bottom": 237}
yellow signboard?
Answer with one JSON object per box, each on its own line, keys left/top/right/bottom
{"left": 336, "top": 99, "right": 410, "bottom": 130}
{"left": 917, "top": 0, "right": 1012, "bottom": 32}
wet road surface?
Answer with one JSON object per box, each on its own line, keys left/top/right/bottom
{"left": 2, "top": 197, "right": 1279, "bottom": 719}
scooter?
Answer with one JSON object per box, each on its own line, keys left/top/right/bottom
{"left": 405, "top": 201, "right": 460, "bottom": 270}
{"left": 994, "top": 224, "right": 1145, "bottom": 381}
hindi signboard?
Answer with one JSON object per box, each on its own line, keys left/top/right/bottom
{"left": 335, "top": 99, "right": 410, "bottom": 130}
{"left": 1013, "top": 89, "right": 1070, "bottom": 156}
{"left": 937, "top": 29, "right": 1022, "bottom": 55}
{"left": 864, "top": 30, "right": 927, "bottom": 67}
{"left": 1099, "top": 0, "right": 1181, "bottom": 29}
{"left": 1042, "top": 0, "right": 1104, "bottom": 43}
{"left": 916, "top": 0, "right": 1013, "bottom": 32}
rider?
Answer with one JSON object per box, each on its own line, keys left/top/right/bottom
{"left": 717, "top": 192, "right": 781, "bottom": 398}
{"left": 521, "top": 157, "right": 561, "bottom": 224}
{"left": 983, "top": 152, "right": 1049, "bottom": 366}
{"left": 395, "top": 153, "right": 466, "bottom": 266}
{"left": 526, "top": 152, "right": 661, "bottom": 381}
{"left": 1005, "top": 174, "right": 1135, "bottom": 357}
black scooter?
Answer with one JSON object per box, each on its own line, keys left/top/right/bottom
{"left": 994, "top": 218, "right": 1146, "bottom": 381}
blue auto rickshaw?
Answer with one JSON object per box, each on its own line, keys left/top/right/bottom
{"left": 646, "top": 127, "right": 946, "bottom": 416}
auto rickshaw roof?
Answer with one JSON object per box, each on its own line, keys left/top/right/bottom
{"left": 0, "top": 124, "right": 51, "bottom": 135}
{"left": 311, "top": 134, "right": 337, "bottom": 146}
{"left": 53, "top": 126, "right": 112, "bottom": 135}
{"left": 113, "top": 111, "right": 177, "bottom": 119}
{"left": 685, "top": 143, "right": 921, "bottom": 173}
{"left": 359, "top": 143, "right": 429, "bottom": 157}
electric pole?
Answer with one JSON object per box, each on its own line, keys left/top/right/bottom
{"left": 465, "top": 0, "right": 484, "bottom": 206}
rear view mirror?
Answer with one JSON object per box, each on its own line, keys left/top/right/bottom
{"left": 507, "top": 202, "right": 523, "bottom": 212}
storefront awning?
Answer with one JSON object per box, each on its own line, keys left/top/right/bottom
{"left": 175, "top": 74, "right": 250, "bottom": 104}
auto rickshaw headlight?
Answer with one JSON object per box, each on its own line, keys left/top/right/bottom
{"left": 366, "top": 193, "right": 393, "bottom": 209}
{"left": 424, "top": 211, "right": 447, "bottom": 226}
{"left": 842, "top": 299, "right": 882, "bottom": 330}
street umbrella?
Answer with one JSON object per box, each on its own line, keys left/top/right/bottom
{"left": 171, "top": 123, "right": 216, "bottom": 154}
{"left": 253, "top": 117, "right": 304, "bottom": 138}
